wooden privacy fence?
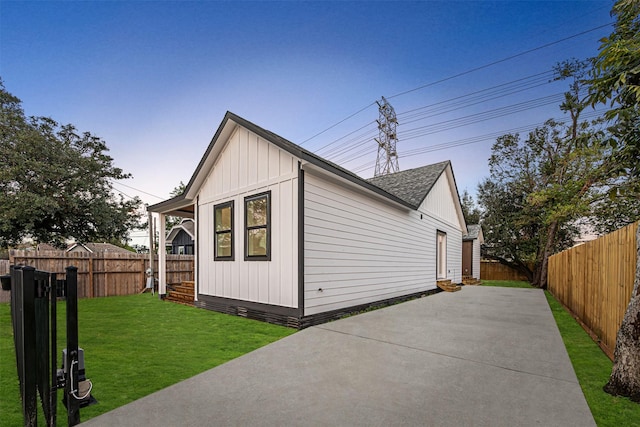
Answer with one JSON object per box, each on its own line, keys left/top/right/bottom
{"left": 0, "top": 250, "right": 194, "bottom": 303}
{"left": 548, "top": 221, "right": 638, "bottom": 360}
{"left": 480, "top": 260, "right": 530, "bottom": 281}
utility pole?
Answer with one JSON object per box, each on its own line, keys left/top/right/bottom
{"left": 374, "top": 96, "right": 399, "bottom": 176}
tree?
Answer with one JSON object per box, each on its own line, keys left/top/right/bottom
{"left": 478, "top": 63, "right": 617, "bottom": 288}
{"left": 587, "top": 0, "right": 640, "bottom": 402}
{"left": 460, "top": 189, "right": 481, "bottom": 225}
{"left": 0, "top": 80, "right": 143, "bottom": 248}
{"left": 165, "top": 181, "right": 187, "bottom": 231}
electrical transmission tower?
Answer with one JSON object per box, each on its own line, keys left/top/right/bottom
{"left": 374, "top": 96, "right": 399, "bottom": 176}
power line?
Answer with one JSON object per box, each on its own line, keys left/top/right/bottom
{"left": 328, "top": 90, "right": 573, "bottom": 165}
{"left": 111, "top": 180, "right": 165, "bottom": 200}
{"left": 315, "top": 120, "right": 376, "bottom": 156}
{"left": 349, "top": 109, "right": 606, "bottom": 175}
{"left": 302, "top": 21, "right": 612, "bottom": 150}
{"left": 386, "top": 23, "right": 612, "bottom": 100}
{"left": 317, "top": 69, "right": 558, "bottom": 160}
{"left": 299, "top": 102, "right": 377, "bottom": 146}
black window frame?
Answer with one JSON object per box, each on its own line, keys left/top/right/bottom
{"left": 244, "top": 191, "right": 271, "bottom": 261}
{"left": 214, "top": 200, "right": 234, "bottom": 261}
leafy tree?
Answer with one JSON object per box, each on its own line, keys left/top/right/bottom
{"left": 478, "top": 63, "right": 617, "bottom": 288}
{"left": 460, "top": 189, "right": 481, "bottom": 225}
{"left": 166, "top": 181, "right": 187, "bottom": 231}
{"left": 587, "top": 0, "right": 640, "bottom": 402}
{"left": 143, "top": 181, "right": 188, "bottom": 251}
{"left": 0, "top": 80, "right": 143, "bottom": 248}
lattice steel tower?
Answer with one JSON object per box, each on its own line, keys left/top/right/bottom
{"left": 374, "top": 96, "right": 399, "bottom": 176}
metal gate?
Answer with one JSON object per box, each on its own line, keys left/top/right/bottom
{"left": 4, "top": 265, "right": 95, "bottom": 426}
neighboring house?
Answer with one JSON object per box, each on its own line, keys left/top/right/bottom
{"left": 66, "top": 242, "right": 134, "bottom": 254}
{"left": 462, "top": 224, "right": 484, "bottom": 281}
{"left": 36, "top": 243, "right": 60, "bottom": 251}
{"left": 148, "top": 112, "right": 467, "bottom": 327}
{"left": 166, "top": 219, "right": 195, "bottom": 254}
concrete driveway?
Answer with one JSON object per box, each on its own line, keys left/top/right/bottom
{"left": 82, "top": 286, "right": 595, "bottom": 426}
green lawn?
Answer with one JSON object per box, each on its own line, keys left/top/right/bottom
{"left": 0, "top": 293, "right": 295, "bottom": 426}
{"left": 481, "top": 279, "right": 534, "bottom": 288}
{"left": 545, "top": 292, "right": 640, "bottom": 426}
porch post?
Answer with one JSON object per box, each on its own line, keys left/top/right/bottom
{"left": 147, "top": 206, "right": 154, "bottom": 293}
{"left": 193, "top": 197, "right": 198, "bottom": 302}
{"left": 158, "top": 213, "right": 167, "bottom": 296}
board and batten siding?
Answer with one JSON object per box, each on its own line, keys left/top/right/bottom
{"left": 303, "top": 170, "right": 463, "bottom": 316}
{"left": 197, "top": 127, "right": 299, "bottom": 308}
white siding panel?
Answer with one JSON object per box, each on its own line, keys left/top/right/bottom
{"left": 238, "top": 130, "right": 248, "bottom": 189}
{"left": 269, "top": 144, "right": 280, "bottom": 179}
{"left": 196, "top": 127, "right": 299, "bottom": 308}
{"left": 421, "top": 169, "right": 459, "bottom": 228}
{"left": 257, "top": 138, "right": 269, "bottom": 183}
{"left": 247, "top": 134, "right": 258, "bottom": 185}
{"left": 229, "top": 133, "right": 240, "bottom": 191}
{"left": 304, "top": 172, "right": 462, "bottom": 316}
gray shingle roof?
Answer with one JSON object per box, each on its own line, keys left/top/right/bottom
{"left": 167, "top": 219, "right": 195, "bottom": 243}
{"left": 366, "top": 161, "right": 450, "bottom": 208}
{"left": 67, "top": 242, "right": 134, "bottom": 253}
{"left": 464, "top": 224, "right": 482, "bottom": 240}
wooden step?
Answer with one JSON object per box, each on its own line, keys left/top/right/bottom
{"left": 168, "top": 291, "right": 193, "bottom": 301}
{"left": 166, "top": 280, "right": 195, "bottom": 306}
{"left": 170, "top": 285, "right": 194, "bottom": 295}
{"left": 462, "top": 276, "right": 482, "bottom": 286}
{"left": 437, "top": 279, "right": 461, "bottom": 292}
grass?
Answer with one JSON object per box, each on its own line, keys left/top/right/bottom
{"left": 480, "top": 279, "right": 534, "bottom": 288}
{"left": 545, "top": 292, "right": 640, "bottom": 427}
{"left": 4, "top": 282, "right": 640, "bottom": 426}
{"left": 0, "top": 293, "right": 295, "bottom": 426}
{"left": 484, "top": 280, "right": 640, "bottom": 426}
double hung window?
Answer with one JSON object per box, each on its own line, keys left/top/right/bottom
{"left": 245, "top": 192, "right": 271, "bottom": 261}
{"left": 214, "top": 201, "right": 234, "bottom": 260}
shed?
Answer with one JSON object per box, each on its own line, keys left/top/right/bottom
{"left": 166, "top": 218, "right": 195, "bottom": 255}
{"left": 462, "top": 224, "right": 484, "bottom": 282}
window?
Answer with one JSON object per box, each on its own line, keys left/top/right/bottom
{"left": 245, "top": 192, "right": 270, "bottom": 261}
{"left": 437, "top": 231, "right": 447, "bottom": 279}
{"left": 214, "top": 201, "right": 234, "bottom": 260}
{"left": 178, "top": 246, "right": 185, "bottom": 255}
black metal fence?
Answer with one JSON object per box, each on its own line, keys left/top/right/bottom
{"left": 4, "top": 265, "right": 95, "bottom": 426}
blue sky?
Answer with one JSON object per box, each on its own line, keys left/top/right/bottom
{"left": 1, "top": 1, "right": 614, "bottom": 243}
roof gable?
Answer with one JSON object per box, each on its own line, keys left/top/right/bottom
{"left": 166, "top": 219, "right": 195, "bottom": 243}
{"left": 67, "top": 242, "right": 133, "bottom": 254}
{"left": 366, "top": 161, "right": 449, "bottom": 207}
{"left": 148, "top": 112, "right": 413, "bottom": 213}
{"left": 148, "top": 112, "right": 464, "bottom": 220}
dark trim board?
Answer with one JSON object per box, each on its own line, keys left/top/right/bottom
{"left": 196, "top": 294, "right": 301, "bottom": 328}
{"left": 297, "top": 164, "right": 305, "bottom": 318}
{"left": 195, "top": 288, "right": 442, "bottom": 329}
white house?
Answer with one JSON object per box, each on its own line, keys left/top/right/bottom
{"left": 148, "top": 112, "right": 467, "bottom": 327}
